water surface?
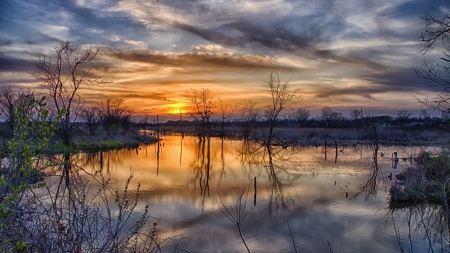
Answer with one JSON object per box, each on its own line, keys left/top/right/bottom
{"left": 74, "top": 135, "right": 448, "bottom": 252}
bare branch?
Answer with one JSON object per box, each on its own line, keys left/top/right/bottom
{"left": 31, "top": 41, "right": 108, "bottom": 145}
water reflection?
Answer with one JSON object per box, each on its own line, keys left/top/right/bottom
{"left": 354, "top": 156, "right": 386, "bottom": 201}
{"left": 265, "top": 147, "right": 300, "bottom": 216}
{"left": 389, "top": 203, "right": 450, "bottom": 252}
{"left": 189, "top": 138, "right": 212, "bottom": 211}
{"left": 68, "top": 135, "right": 448, "bottom": 252}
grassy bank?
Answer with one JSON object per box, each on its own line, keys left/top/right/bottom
{"left": 0, "top": 130, "right": 158, "bottom": 154}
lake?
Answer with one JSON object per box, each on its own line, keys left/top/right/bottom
{"left": 72, "top": 134, "right": 449, "bottom": 252}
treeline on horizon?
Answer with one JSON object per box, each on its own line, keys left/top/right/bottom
{"left": 140, "top": 108, "right": 445, "bottom": 130}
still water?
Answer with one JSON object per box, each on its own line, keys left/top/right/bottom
{"left": 73, "top": 135, "right": 448, "bottom": 252}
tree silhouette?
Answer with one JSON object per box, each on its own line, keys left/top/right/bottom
{"left": 415, "top": 14, "right": 450, "bottom": 113}
{"left": 264, "top": 72, "right": 298, "bottom": 150}
{"left": 32, "top": 41, "right": 106, "bottom": 145}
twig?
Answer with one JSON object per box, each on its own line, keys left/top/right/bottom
{"left": 391, "top": 215, "right": 405, "bottom": 253}
{"left": 219, "top": 188, "right": 252, "bottom": 253}
{"left": 327, "top": 240, "right": 334, "bottom": 253}
{"left": 414, "top": 200, "right": 435, "bottom": 253}
{"left": 287, "top": 220, "right": 298, "bottom": 253}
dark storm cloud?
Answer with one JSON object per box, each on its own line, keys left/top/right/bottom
{"left": 361, "top": 67, "right": 431, "bottom": 92}
{"left": 0, "top": 39, "right": 12, "bottom": 47}
{"left": 315, "top": 67, "right": 431, "bottom": 99}
{"left": 173, "top": 20, "right": 320, "bottom": 55}
{"left": 0, "top": 76, "right": 36, "bottom": 88}
{"left": 23, "top": 32, "right": 61, "bottom": 46}
{"left": 315, "top": 86, "right": 379, "bottom": 100}
{"left": 0, "top": 55, "right": 33, "bottom": 72}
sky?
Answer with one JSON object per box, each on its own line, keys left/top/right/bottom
{"left": 0, "top": 0, "right": 449, "bottom": 120}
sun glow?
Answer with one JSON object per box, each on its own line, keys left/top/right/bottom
{"left": 167, "top": 103, "right": 188, "bottom": 115}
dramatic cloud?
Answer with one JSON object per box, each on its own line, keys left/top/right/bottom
{"left": 1, "top": 0, "right": 449, "bottom": 117}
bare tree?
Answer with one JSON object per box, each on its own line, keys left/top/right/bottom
{"left": 185, "top": 88, "right": 214, "bottom": 142}
{"left": 100, "top": 99, "right": 133, "bottom": 134}
{"left": 80, "top": 105, "right": 101, "bottom": 136}
{"left": 420, "top": 108, "right": 431, "bottom": 120}
{"left": 264, "top": 72, "right": 298, "bottom": 149}
{"left": 216, "top": 97, "right": 236, "bottom": 138}
{"left": 321, "top": 106, "right": 332, "bottom": 124}
{"left": 396, "top": 110, "right": 412, "bottom": 125}
{"left": 350, "top": 108, "right": 362, "bottom": 121}
{"left": 240, "top": 99, "right": 259, "bottom": 142}
{"left": 409, "top": 13, "right": 450, "bottom": 239}
{"left": 321, "top": 106, "right": 343, "bottom": 127}
{"left": 32, "top": 41, "right": 106, "bottom": 145}
{"left": 415, "top": 14, "right": 450, "bottom": 113}
{"left": 418, "top": 14, "right": 450, "bottom": 54}
{"left": 292, "top": 108, "right": 310, "bottom": 127}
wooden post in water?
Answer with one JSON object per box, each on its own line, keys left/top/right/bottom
{"left": 324, "top": 139, "right": 328, "bottom": 161}
{"left": 156, "top": 115, "right": 160, "bottom": 175}
{"left": 180, "top": 109, "right": 184, "bottom": 138}
{"left": 156, "top": 115, "right": 160, "bottom": 140}
{"left": 254, "top": 176, "right": 257, "bottom": 206}
{"left": 335, "top": 141, "right": 338, "bottom": 163}
{"left": 99, "top": 151, "right": 103, "bottom": 171}
{"left": 392, "top": 152, "right": 399, "bottom": 169}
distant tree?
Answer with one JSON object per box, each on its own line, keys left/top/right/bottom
{"left": 415, "top": 14, "right": 450, "bottom": 113}
{"left": 420, "top": 108, "right": 431, "bottom": 121}
{"left": 80, "top": 105, "right": 101, "bottom": 136}
{"left": 240, "top": 100, "right": 259, "bottom": 142}
{"left": 396, "top": 110, "right": 412, "bottom": 125}
{"left": 321, "top": 106, "right": 343, "bottom": 127}
{"left": 321, "top": 106, "right": 332, "bottom": 122}
{"left": 100, "top": 99, "right": 133, "bottom": 134}
{"left": 293, "top": 108, "right": 310, "bottom": 127}
{"left": 32, "top": 41, "right": 106, "bottom": 145}
{"left": 216, "top": 98, "right": 236, "bottom": 138}
{"left": 185, "top": 88, "right": 214, "bottom": 142}
{"left": 263, "top": 72, "right": 298, "bottom": 149}
{"left": 350, "top": 108, "right": 362, "bottom": 121}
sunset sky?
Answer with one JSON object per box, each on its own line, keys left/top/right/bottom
{"left": 1, "top": 0, "right": 449, "bottom": 120}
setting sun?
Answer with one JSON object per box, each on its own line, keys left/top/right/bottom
{"left": 167, "top": 103, "right": 188, "bottom": 115}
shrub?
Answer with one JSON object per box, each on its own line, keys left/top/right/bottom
{"left": 0, "top": 96, "right": 160, "bottom": 252}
